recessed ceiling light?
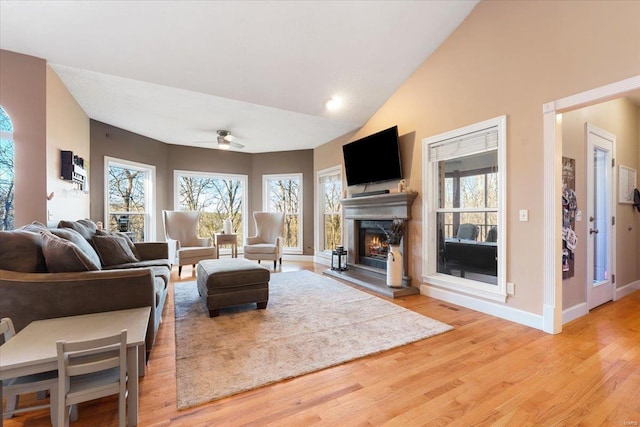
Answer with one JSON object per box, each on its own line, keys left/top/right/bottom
{"left": 325, "top": 97, "right": 343, "bottom": 111}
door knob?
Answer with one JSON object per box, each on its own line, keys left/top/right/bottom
{"left": 589, "top": 228, "right": 599, "bottom": 234}
{"left": 589, "top": 216, "right": 595, "bottom": 222}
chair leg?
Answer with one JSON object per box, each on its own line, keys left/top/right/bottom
{"left": 119, "top": 386, "right": 126, "bottom": 427}
{"left": 178, "top": 265, "right": 182, "bottom": 276}
{"left": 49, "top": 388, "right": 59, "bottom": 427}
{"left": 3, "top": 392, "right": 18, "bottom": 419}
{"left": 273, "top": 260, "right": 277, "bottom": 270}
{"left": 257, "top": 260, "right": 261, "bottom": 264}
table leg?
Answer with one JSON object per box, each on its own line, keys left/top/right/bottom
{"left": 127, "top": 345, "right": 139, "bottom": 426}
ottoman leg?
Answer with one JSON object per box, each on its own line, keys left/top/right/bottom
{"left": 257, "top": 301, "right": 267, "bottom": 310}
{"left": 208, "top": 308, "right": 220, "bottom": 317}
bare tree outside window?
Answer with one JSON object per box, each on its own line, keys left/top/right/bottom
{"left": 267, "top": 178, "right": 300, "bottom": 249}
{"left": 263, "top": 174, "right": 302, "bottom": 252}
{"left": 177, "top": 173, "right": 245, "bottom": 246}
{"left": 0, "top": 106, "right": 15, "bottom": 231}
{"left": 323, "top": 179, "right": 342, "bottom": 251}
{"left": 107, "top": 163, "right": 149, "bottom": 241}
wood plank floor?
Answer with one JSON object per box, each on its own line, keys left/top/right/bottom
{"left": 4, "top": 261, "right": 640, "bottom": 426}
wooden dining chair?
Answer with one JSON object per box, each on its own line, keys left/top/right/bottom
{"left": 1, "top": 317, "right": 59, "bottom": 424}
{"left": 56, "top": 329, "right": 128, "bottom": 427}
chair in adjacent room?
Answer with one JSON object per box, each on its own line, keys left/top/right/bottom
{"left": 162, "top": 210, "right": 217, "bottom": 276}
{"left": 455, "top": 223, "right": 479, "bottom": 241}
{"left": 243, "top": 211, "right": 285, "bottom": 270}
{"left": 485, "top": 225, "right": 498, "bottom": 242}
{"left": 1, "top": 317, "right": 58, "bottom": 424}
{"left": 56, "top": 330, "right": 128, "bottom": 427}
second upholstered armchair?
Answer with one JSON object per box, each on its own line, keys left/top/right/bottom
{"left": 243, "top": 211, "right": 285, "bottom": 270}
{"left": 162, "top": 210, "right": 217, "bottom": 275}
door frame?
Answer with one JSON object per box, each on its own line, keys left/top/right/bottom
{"left": 585, "top": 123, "right": 616, "bottom": 310}
{"left": 542, "top": 75, "right": 640, "bottom": 334}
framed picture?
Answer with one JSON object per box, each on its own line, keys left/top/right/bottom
{"left": 619, "top": 165, "right": 637, "bottom": 204}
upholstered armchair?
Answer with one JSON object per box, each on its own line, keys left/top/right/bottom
{"left": 456, "top": 223, "right": 479, "bottom": 241}
{"left": 162, "top": 210, "right": 217, "bottom": 275}
{"left": 243, "top": 212, "right": 285, "bottom": 270}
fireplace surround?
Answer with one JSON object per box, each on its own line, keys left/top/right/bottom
{"left": 324, "top": 191, "right": 418, "bottom": 298}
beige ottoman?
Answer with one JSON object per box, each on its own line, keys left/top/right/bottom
{"left": 197, "top": 258, "right": 270, "bottom": 317}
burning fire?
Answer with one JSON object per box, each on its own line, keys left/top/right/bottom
{"left": 367, "top": 235, "right": 388, "bottom": 257}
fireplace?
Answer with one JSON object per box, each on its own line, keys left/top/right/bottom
{"left": 358, "top": 220, "right": 392, "bottom": 270}
{"left": 323, "top": 191, "right": 418, "bottom": 298}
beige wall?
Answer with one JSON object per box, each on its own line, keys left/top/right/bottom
{"left": 0, "top": 50, "right": 47, "bottom": 227}
{"left": 46, "top": 66, "right": 91, "bottom": 226}
{"left": 561, "top": 98, "right": 640, "bottom": 309}
{"left": 314, "top": 0, "right": 640, "bottom": 315}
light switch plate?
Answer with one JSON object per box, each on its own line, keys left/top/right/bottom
{"left": 519, "top": 209, "right": 528, "bottom": 222}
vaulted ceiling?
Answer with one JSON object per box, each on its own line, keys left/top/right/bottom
{"left": 0, "top": 0, "right": 479, "bottom": 152}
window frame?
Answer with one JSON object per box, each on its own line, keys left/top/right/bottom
{"left": 315, "top": 165, "right": 343, "bottom": 261}
{"left": 174, "top": 170, "right": 248, "bottom": 253}
{"left": 104, "top": 156, "right": 156, "bottom": 241}
{"left": 0, "top": 106, "right": 15, "bottom": 231}
{"left": 422, "top": 115, "right": 507, "bottom": 302}
{"left": 262, "top": 173, "right": 303, "bottom": 254}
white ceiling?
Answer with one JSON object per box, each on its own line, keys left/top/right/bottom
{"left": 0, "top": 0, "right": 479, "bottom": 153}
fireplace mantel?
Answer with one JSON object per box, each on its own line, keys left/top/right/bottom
{"left": 341, "top": 191, "right": 418, "bottom": 220}
{"left": 324, "top": 191, "right": 419, "bottom": 298}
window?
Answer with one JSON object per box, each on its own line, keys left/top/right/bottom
{"left": 316, "top": 166, "right": 342, "bottom": 255}
{"left": 105, "top": 157, "right": 155, "bottom": 242}
{"left": 263, "top": 174, "right": 302, "bottom": 254}
{"left": 0, "top": 107, "right": 15, "bottom": 231}
{"left": 423, "top": 116, "right": 507, "bottom": 301}
{"left": 175, "top": 171, "right": 248, "bottom": 253}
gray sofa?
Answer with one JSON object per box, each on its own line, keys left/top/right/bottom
{"left": 0, "top": 219, "right": 170, "bottom": 361}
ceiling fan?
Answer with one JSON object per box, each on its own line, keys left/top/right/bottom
{"left": 194, "top": 130, "right": 245, "bottom": 150}
{"left": 215, "top": 130, "right": 244, "bottom": 150}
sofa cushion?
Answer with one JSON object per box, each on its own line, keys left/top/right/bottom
{"left": 91, "top": 234, "right": 140, "bottom": 266}
{"left": 51, "top": 228, "right": 103, "bottom": 269}
{"left": 96, "top": 229, "right": 140, "bottom": 259}
{"left": 57, "top": 219, "right": 98, "bottom": 241}
{"left": 41, "top": 232, "right": 101, "bottom": 272}
{"left": 0, "top": 230, "right": 47, "bottom": 272}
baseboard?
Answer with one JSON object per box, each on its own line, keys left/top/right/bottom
{"left": 313, "top": 255, "right": 331, "bottom": 267}
{"left": 616, "top": 279, "right": 640, "bottom": 300}
{"left": 562, "top": 302, "right": 588, "bottom": 325}
{"left": 282, "top": 254, "right": 314, "bottom": 262}
{"left": 420, "top": 284, "right": 544, "bottom": 330}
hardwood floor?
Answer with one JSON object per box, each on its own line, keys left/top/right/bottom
{"left": 4, "top": 261, "right": 640, "bottom": 426}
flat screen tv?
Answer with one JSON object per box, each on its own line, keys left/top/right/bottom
{"left": 342, "top": 125, "right": 402, "bottom": 186}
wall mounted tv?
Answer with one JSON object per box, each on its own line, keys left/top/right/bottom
{"left": 342, "top": 125, "right": 402, "bottom": 186}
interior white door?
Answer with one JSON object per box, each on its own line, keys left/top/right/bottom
{"left": 586, "top": 123, "right": 615, "bottom": 310}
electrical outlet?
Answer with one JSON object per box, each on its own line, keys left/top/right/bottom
{"left": 507, "top": 282, "right": 515, "bottom": 296}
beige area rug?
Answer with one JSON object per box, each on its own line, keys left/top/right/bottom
{"left": 173, "top": 270, "right": 453, "bottom": 410}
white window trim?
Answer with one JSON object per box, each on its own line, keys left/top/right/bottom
{"left": 422, "top": 115, "right": 507, "bottom": 302}
{"left": 262, "top": 173, "right": 303, "bottom": 254}
{"left": 173, "top": 169, "right": 249, "bottom": 247}
{"left": 315, "top": 165, "right": 343, "bottom": 261}
{"left": 104, "top": 156, "right": 156, "bottom": 241}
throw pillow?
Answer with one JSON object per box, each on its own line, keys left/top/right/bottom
{"left": 50, "top": 228, "right": 103, "bottom": 269}
{"left": 0, "top": 230, "right": 47, "bottom": 272}
{"left": 91, "top": 235, "right": 140, "bottom": 266}
{"left": 95, "top": 229, "right": 140, "bottom": 260}
{"left": 40, "top": 232, "right": 100, "bottom": 272}
{"left": 57, "top": 219, "right": 98, "bottom": 241}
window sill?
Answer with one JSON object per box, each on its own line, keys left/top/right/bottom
{"left": 422, "top": 273, "right": 507, "bottom": 303}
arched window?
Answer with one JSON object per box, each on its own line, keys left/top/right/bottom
{"left": 0, "top": 106, "right": 15, "bottom": 230}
